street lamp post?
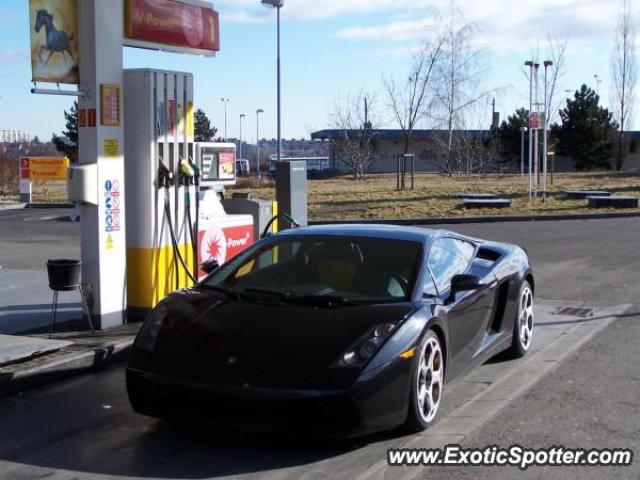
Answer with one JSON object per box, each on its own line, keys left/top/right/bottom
{"left": 594, "top": 74, "right": 602, "bottom": 94}
{"left": 533, "top": 63, "right": 540, "bottom": 197}
{"left": 256, "top": 109, "right": 264, "bottom": 180}
{"left": 520, "top": 126, "right": 528, "bottom": 176}
{"left": 239, "top": 114, "right": 246, "bottom": 160}
{"left": 525, "top": 60, "right": 535, "bottom": 199}
{"left": 543, "top": 60, "right": 553, "bottom": 201}
{"left": 220, "top": 98, "right": 229, "bottom": 141}
{"left": 261, "top": 0, "right": 284, "bottom": 165}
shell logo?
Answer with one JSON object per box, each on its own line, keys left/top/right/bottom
{"left": 201, "top": 226, "right": 227, "bottom": 265}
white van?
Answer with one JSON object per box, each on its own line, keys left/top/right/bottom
{"left": 235, "top": 159, "right": 251, "bottom": 176}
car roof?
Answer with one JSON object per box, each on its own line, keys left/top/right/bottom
{"left": 275, "top": 224, "right": 444, "bottom": 243}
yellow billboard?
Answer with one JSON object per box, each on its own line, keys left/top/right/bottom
{"left": 29, "top": 0, "right": 79, "bottom": 84}
{"left": 21, "top": 157, "right": 70, "bottom": 180}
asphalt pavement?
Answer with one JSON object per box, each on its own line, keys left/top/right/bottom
{"left": 0, "top": 208, "right": 639, "bottom": 479}
{"left": 0, "top": 208, "right": 80, "bottom": 334}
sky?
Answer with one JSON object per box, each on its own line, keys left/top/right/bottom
{"left": 0, "top": 0, "right": 637, "bottom": 142}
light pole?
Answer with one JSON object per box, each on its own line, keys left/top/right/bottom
{"left": 220, "top": 98, "right": 229, "bottom": 141}
{"left": 520, "top": 126, "right": 528, "bottom": 176}
{"left": 261, "top": 0, "right": 284, "bottom": 165}
{"left": 594, "top": 74, "right": 602, "bottom": 94}
{"left": 542, "top": 60, "right": 553, "bottom": 201}
{"left": 533, "top": 63, "right": 541, "bottom": 196}
{"left": 256, "top": 108, "right": 264, "bottom": 180}
{"left": 525, "top": 60, "right": 535, "bottom": 199}
{"left": 239, "top": 114, "right": 246, "bottom": 161}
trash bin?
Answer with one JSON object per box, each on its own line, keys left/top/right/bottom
{"left": 46, "top": 259, "right": 94, "bottom": 337}
{"left": 47, "top": 259, "right": 82, "bottom": 291}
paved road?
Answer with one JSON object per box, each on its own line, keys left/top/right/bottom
{"left": 0, "top": 208, "right": 80, "bottom": 334}
{"left": 0, "top": 208, "right": 79, "bottom": 270}
{"left": 434, "top": 217, "right": 640, "bottom": 305}
{"left": 0, "top": 210, "right": 639, "bottom": 478}
{"left": 1, "top": 208, "right": 638, "bottom": 304}
{"left": 1, "top": 303, "right": 628, "bottom": 480}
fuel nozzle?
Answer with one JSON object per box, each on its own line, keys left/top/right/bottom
{"left": 188, "top": 157, "right": 200, "bottom": 187}
{"left": 158, "top": 159, "right": 174, "bottom": 188}
{"left": 179, "top": 158, "right": 195, "bottom": 186}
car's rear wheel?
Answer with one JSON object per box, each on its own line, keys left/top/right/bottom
{"left": 404, "top": 330, "right": 445, "bottom": 432}
{"left": 508, "top": 280, "right": 534, "bottom": 358}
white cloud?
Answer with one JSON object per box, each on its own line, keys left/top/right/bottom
{"left": 216, "top": 0, "right": 434, "bottom": 22}
{"left": 334, "top": 0, "right": 640, "bottom": 52}
{"left": 335, "top": 18, "right": 435, "bottom": 42}
{"left": 219, "top": 0, "right": 638, "bottom": 55}
{"left": 0, "top": 48, "right": 27, "bottom": 65}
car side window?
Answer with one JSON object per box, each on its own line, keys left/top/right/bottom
{"left": 427, "top": 238, "right": 476, "bottom": 293}
{"left": 422, "top": 268, "right": 438, "bottom": 297}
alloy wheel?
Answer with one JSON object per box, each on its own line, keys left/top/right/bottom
{"left": 416, "top": 335, "right": 444, "bottom": 424}
{"left": 519, "top": 286, "right": 534, "bottom": 350}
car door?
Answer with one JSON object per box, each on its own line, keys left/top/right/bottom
{"left": 427, "top": 237, "right": 494, "bottom": 379}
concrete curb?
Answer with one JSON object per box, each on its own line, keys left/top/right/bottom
{"left": 25, "top": 203, "right": 75, "bottom": 209}
{"left": 0, "top": 337, "right": 134, "bottom": 398}
{"left": 310, "top": 211, "right": 640, "bottom": 226}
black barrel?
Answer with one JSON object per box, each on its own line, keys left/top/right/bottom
{"left": 47, "top": 259, "right": 82, "bottom": 292}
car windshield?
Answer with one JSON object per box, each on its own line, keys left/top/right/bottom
{"left": 201, "top": 236, "right": 423, "bottom": 304}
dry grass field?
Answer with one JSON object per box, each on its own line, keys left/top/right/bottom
{"left": 4, "top": 172, "right": 639, "bottom": 221}
{"left": 231, "top": 171, "right": 640, "bottom": 221}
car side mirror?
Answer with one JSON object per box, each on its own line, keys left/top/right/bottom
{"left": 201, "top": 258, "right": 220, "bottom": 275}
{"left": 446, "top": 274, "right": 482, "bottom": 304}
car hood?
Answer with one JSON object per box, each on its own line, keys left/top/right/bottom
{"left": 139, "top": 289, "right": 416, "bottom": 389}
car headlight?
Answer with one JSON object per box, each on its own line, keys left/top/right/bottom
{"left": 332, "top": 322, "right": 396, "bottom": 369}
{"left": 135, "top": 303, "right": 169, "bottom": 352}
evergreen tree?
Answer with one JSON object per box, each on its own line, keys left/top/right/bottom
{"left": 497, "top": 108, "right": 529, "bottom": 165}
{"left": 52, "top": 101, "right": 78, "bottom": 163}
{"left": 194, "top": 109, "right": 217, "bottom": 142}
{"left": 554, "top": 85, "right": 618, "bottom": 170}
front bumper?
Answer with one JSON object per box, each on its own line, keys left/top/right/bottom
{"left": 126, "top": 359, "right": 411, "bottom": 436}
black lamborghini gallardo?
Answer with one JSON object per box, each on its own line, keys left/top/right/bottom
{"left": 127, "top": 224, "right": 535, "bottom": 435}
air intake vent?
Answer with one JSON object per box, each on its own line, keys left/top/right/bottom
{"left": 477, "top": 247, "right": 501, "bottom": 262}
{"left": 552, "top": 307, "right": 594, "bottom": 318}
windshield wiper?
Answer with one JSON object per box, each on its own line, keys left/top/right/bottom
{"left": 199, "top": 284, "right": 239, "bottom": 300}
{"left": 241, "top": 289, "right": 355, "bottom": 307}
{"left": 242, "top": 287, "right": 290, "bottom": 299}
{"left": 284, "top": 294, "right": 357, "bottom": 308}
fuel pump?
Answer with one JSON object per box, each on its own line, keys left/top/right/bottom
{"left": 123, "top": 69, "right": 255, "bottom": 321}
{"left": 194, "top": 143, "right": 254, "bottom": 278}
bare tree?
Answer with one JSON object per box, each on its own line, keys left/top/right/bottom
{"left": 611, "top": 0, "right": 638, "bottom": 170}
{"left": 545, "top": 35, "right": 568, "bottom": 127}
{"left": 431, "top": 2, "right": 490, "bottom": 175}
{"left": 383, "top": 33, "right": 446, "bottom": 155}
{"left": 329, "top": 91, "right": 377, "bottom": 180}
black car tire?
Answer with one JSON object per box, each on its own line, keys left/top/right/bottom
{"left": 404, "top": 329, "right": 445, "bottom": 433}
{"left": 126, "top": 371, "right": 170, "bottom": 421}
{"left": 508, "top": 280, "right": 535, "bottom": 358}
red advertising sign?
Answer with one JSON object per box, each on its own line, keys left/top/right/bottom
{"left": 88, "top": 109, "right": 97, "bottom": 127}
{"left": 167, "top": 99, "right": 176, "bottom": 136}
{"left": 530, "top": 112, "right": 539, "bottom": 129}
{"left": 125, "top": 0, "right": 220, "bottom": 55}
{"left": 20, "top": 158, "right": 30, "bottom": 179}
{"left": 198, "top": 224, "right": 254, "bottom": 278}
{"left": 218, "top": 151, "right": 235, "bottom": 180}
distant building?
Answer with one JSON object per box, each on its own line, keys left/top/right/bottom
{"left": 0, "top": 129, "right": 31, "bottom": 143}
{"left": 235, "top": 138, "right": 331, "bottom": 170}
{"left": 622, "top": 132, "right": 640, "bottom": 168}
{"left": 311, "top": 129, "right": 492, "bottom": 174}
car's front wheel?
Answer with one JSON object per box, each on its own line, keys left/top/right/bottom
{"left": 508, "top": 280, "right": 535, "bottom": 358}
{"left": 404, "top": 330, "right": 445, "bottom": 432}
